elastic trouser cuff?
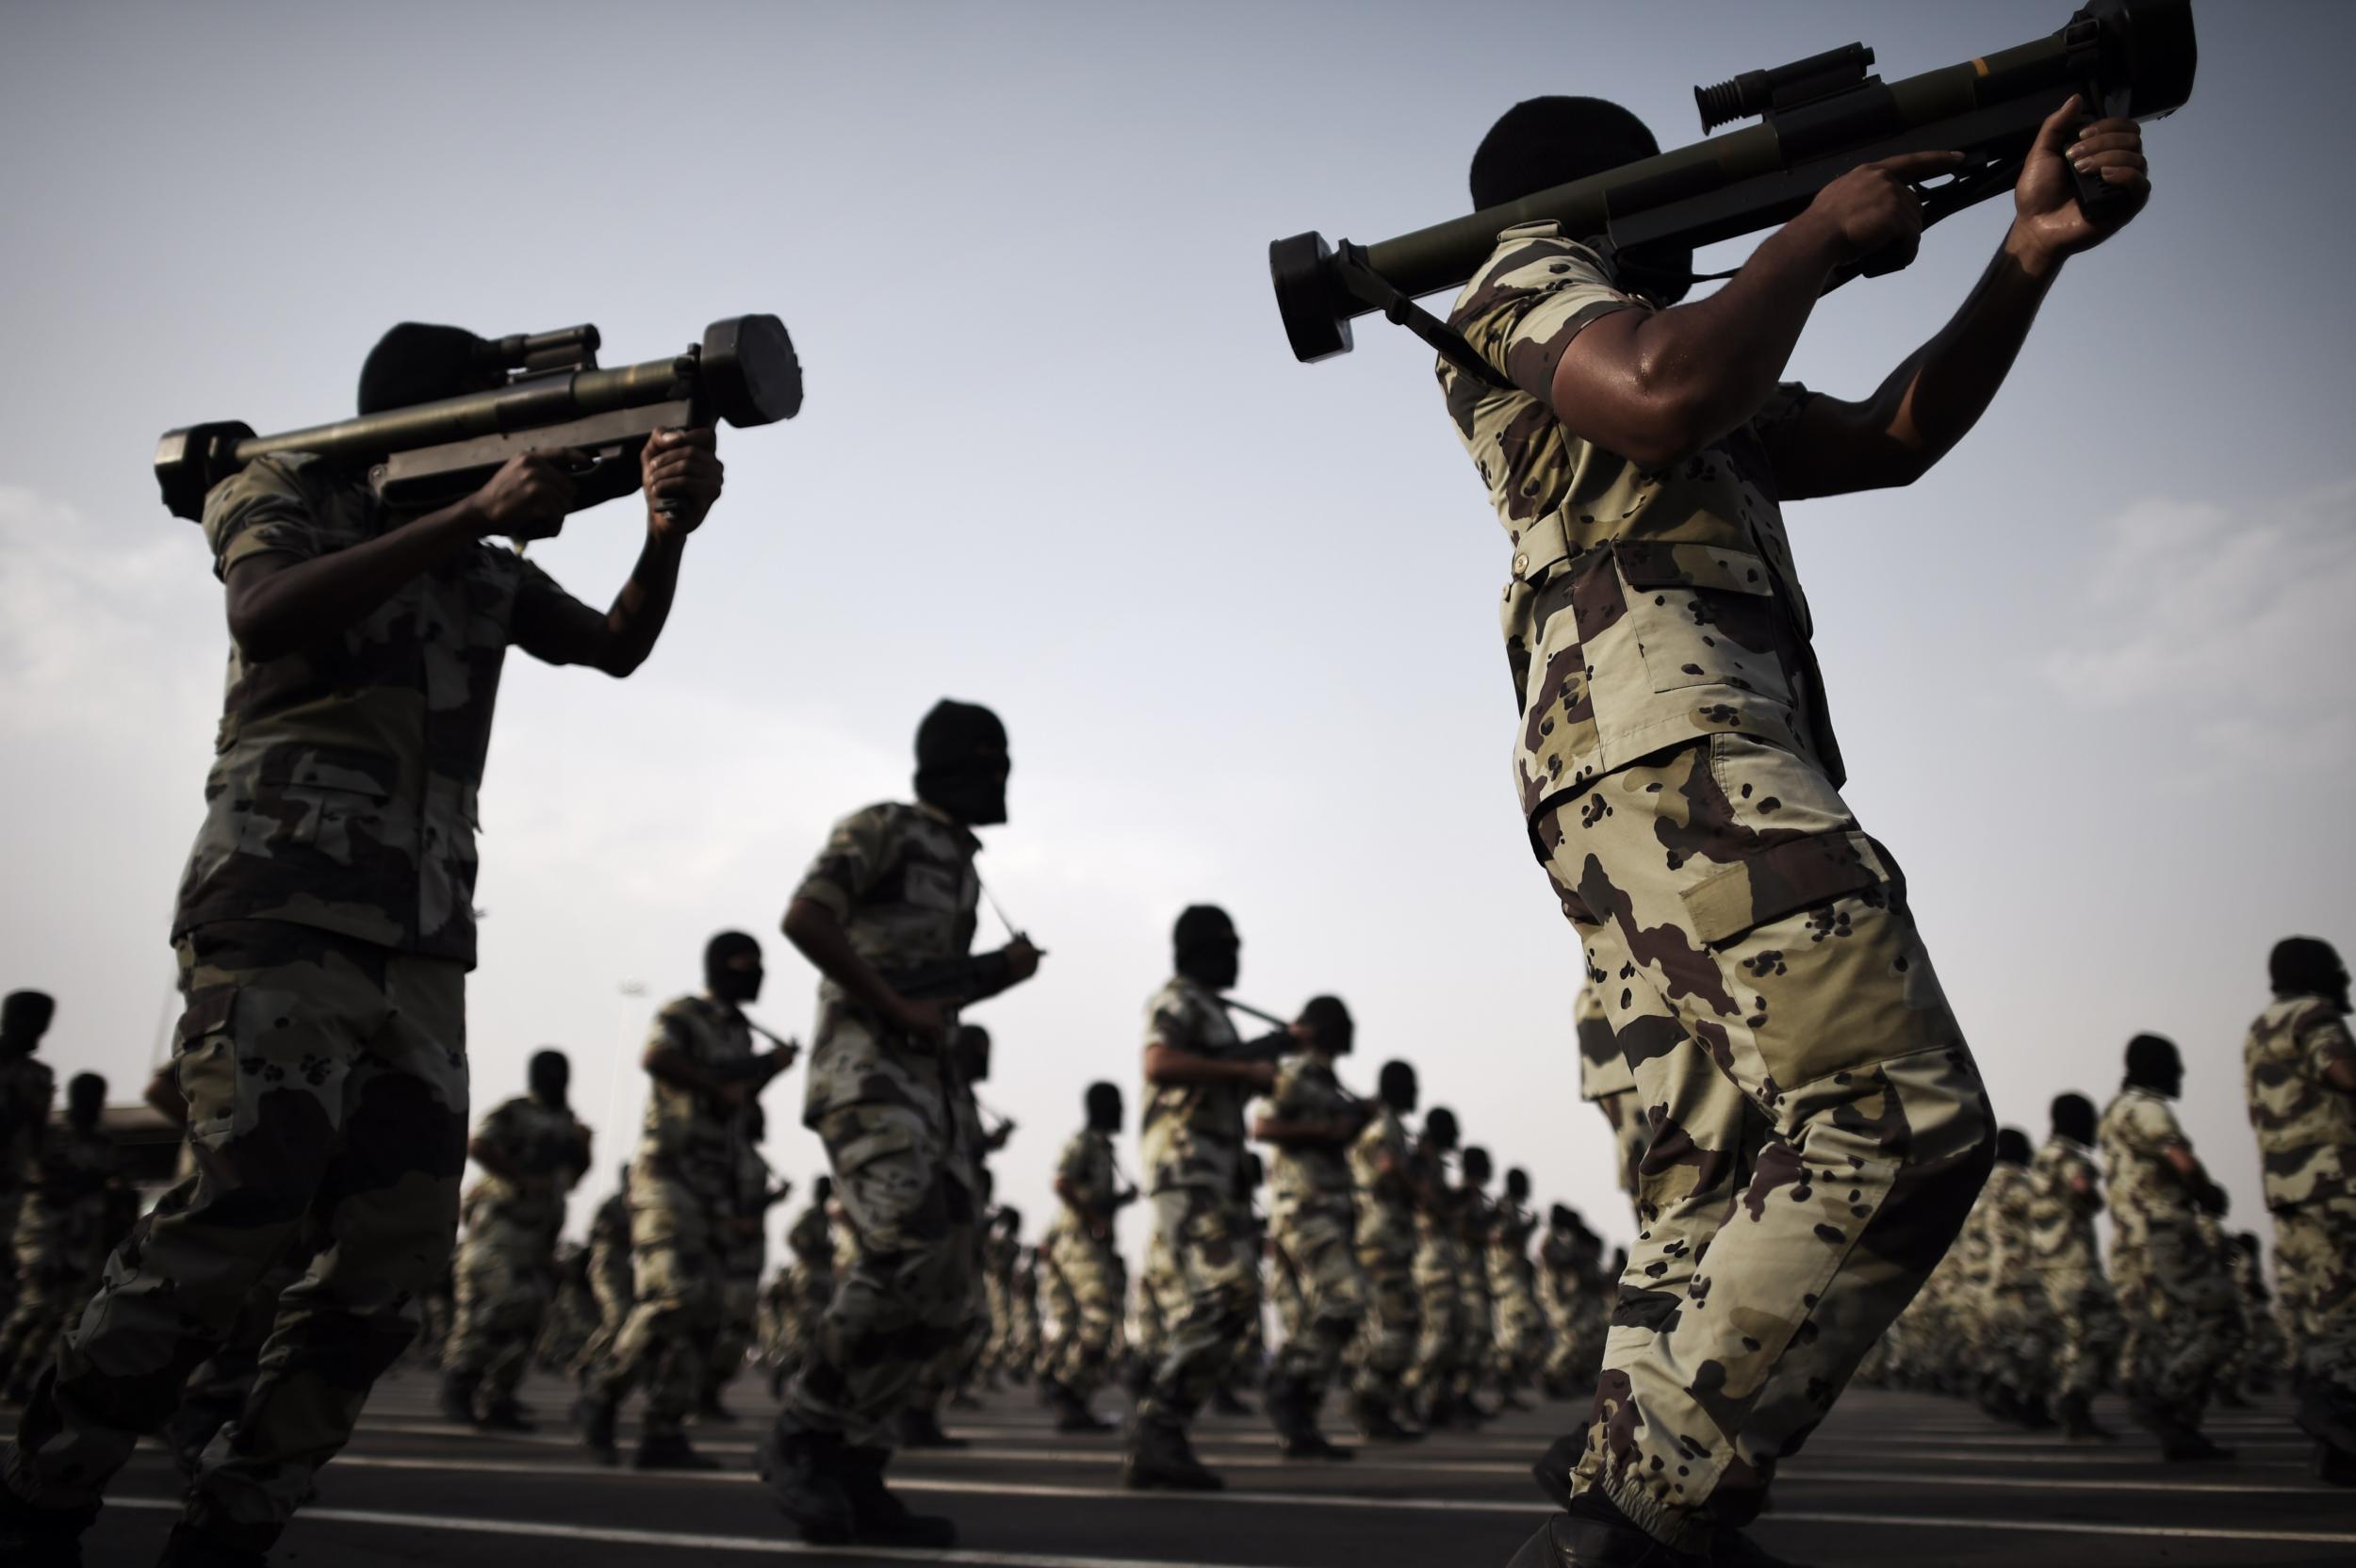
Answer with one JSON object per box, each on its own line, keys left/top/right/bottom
{"left": 2, "top": 1442, "right": 103, "bottom": 1517}
{"left": 1592, "top": 1471, "right": 1711, "bottom": 1557}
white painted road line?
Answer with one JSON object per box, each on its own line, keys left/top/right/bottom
{"left": 1766, "top": 1510, "right": 2356, "bottom": 1547}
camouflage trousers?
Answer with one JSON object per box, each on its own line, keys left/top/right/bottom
{"left": 445, "top": 1224, "right": 555, "bottom": 1404}
{"left": 779, "top": 1105, "right": 976, "bottom": 1450}
{"left": 1044, "top": 1223, "right": 1123, "bottom": 1398}
{"left": 0, "top": 1201, "right": 108, "bottom": 1393}
{"left": 1136, "top": 1183, "right": 1259, "bottom": 1429}
{"left": 1405, "top": 1236, "right": 1463, "bottom": 1404}
{"left": 2114, "top": 1227, "right": 2232, "bottom": 1427}
{"left": 1972, "top": 1282, "right": 2058, "bottom": 1404}
{"left": 570, "top": 1237, "right": 634, "bottom": 1380}
{"left": 1129, "top": 1227, "right": 1178, "bottom": 1370}
{"left": 2273, "top": 1193, "right": 2356, "bottom": 1398}
{"left": 1596, "top": 1088, "right": 1650, "bottom": 1217}
{"left": 1454, "top": 1274, "right": 1495, "bottom": 1401}
{"left": 705, "top": 1261, "right": 762, "bottom": 1403}
{"left": 589, "top": 1168, "right": 723, "bottom": 1441}
{"left": 2036, "top": 1266, "right": 2126, "bottom": 1402}
{"left": 1491, "top": 1266, "right": 1546, "bottom": 1382}
{"left": 1534, "top": 736, "right": 1993, "bottom": 1553}
{"left": 1269, "top": 1201, "right": 1366, "bottom": 1393}
{"left": 1540, "top": 1269, "right": 1608, "bottom": 1390}
{"left": 773, "top": 1264, "right": 832, "bottom": 1372}
{"left": 2, "top": 921, "right": 467, "bottom": 1553}
{"left": 1352, "top": 1250, "right": 1419, "bottom": 1405}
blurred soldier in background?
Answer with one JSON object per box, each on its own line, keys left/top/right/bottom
{"left": 1574, "top": 986, "right": 1644, "bottom": 1222}
{"left": 1350, "top": 1059, "right": 1423, "bottom": 1441}
{"left": 1404, "top": 1106, "right": 1467, "bottom": 1429}
{"left": 704, "top": 1110, "right": 790, "bottom": 1425}
{"left": 0, "top": 992, "right": 57, "bottom": 1336}
{"left": 2028, "top": 1093, "right": 2123, "bottom": 1441}
{"left": 571, "top": 1167, "right": 634, "bottom": 1399}
{"left": 442, "top": 1050, "right": 592, "bottom": 1430}
{"left": 1491, "top": 1168, "right": 1545, "bottom": 1402}
{"left": 1044, "top": 1082, "right": 1132, "bottom": 1433}
{"left": 763, "top": 1177, "right": 836, "bottom": 1397}
{"left": 0, "top": 1074, "right": 121, "bottom": 1403}
{"left": 1453, "top": 1146, "right": 1498, "bottom": 1418}
{"left": 1962, "top": 1129, "right": 2054, "bottom": 1429}
{"left": 2243, "top": 936, "right": 2356, "bottom": 1483}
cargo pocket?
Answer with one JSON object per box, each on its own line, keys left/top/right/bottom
{"left": 1615, "top": 542, "right": 1794, "bottom": 703}
{"left": 172, "top": 986, "right": 240, "bottom": 1149}
{"left": 252, "top": 744, "right": 398, "bottom": 859}
{"left": 1679, "top": 829, "right": 1890, "bottom": 948}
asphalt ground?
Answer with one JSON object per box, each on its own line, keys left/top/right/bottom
{"left": 36, "top": 1376, "right": 2356, "bottom": 1568}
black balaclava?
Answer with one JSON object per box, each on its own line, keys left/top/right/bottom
{"left": 997, "top": 1205, "right": 1023, "bottom": 1235}
{"left": 914, "top": 699, "right": 1010, "bottom": 826}
{"left": 1462, "top": 1146, "right": 1493, "bottom": 1188}
{"left": 815, "top": 1175, "right": 834, "bottom": 1204}
{"left": 955, "top": 1024, "right": 991, "bottom": 1084}
{"left": 1298, "top": 995, "right": 1353, "bottom": 1056}
{"left": 1, "top": 989, "right": 55, "bottom": 1054}
{"left": 1173, "top": 905, "right": 1239, "bottom": 991}
{"left": 1379, "top": 1060, "right": 1418, "bottom": 1115}
{"left": 1238, "top": 1151, "right": 1265, "bottom": 1194}
{"left": 2234, "top": 1231, "right": 2262, "bottom": 1262}
{"left": 705, "top": 931, "right": 763, "bottom": 1005}
{"left": 1549, "top": 1202, "right": 1576, "bottom": 1230}
{"left": 2125, "top": 1033, "right": 2184, "bottom": 1099}
{"left": 529, "top": 1049, "right": 570, "bottom": 1108}
{"left": 357, "top": 323, "right": 503, "bottom": 416}
{"left": 2271, "top": 936, "right": 2351, "bottom": 1014}
{"left": 1994, "top": 1127, "right": 2032, "bottom": 1168}
{"left": 1085, "top": 1081, "right": 1123, "bottom": 1135}
{"left": 2050, "top": 1092, "right": 2097, "bottom": 1147}
{"left": 66, "top": 1071, "right": 106, "bottom": 1129}
{"left": 1469, "top": 97, "right": 1689, "bottom": 304}
{"left": 1506, "top": 1168, "right": 1531, "bottom": 1203}
{"left": 1423, "top": 1106, "right": 1459, "bottom": 1153}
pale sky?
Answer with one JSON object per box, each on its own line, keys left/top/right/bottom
{"left": 3, "top": 0, "right": 2350, "bottom": 1266}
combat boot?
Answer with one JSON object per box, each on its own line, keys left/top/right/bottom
{"left": 1208, "top": 1384, "right": 1253, "bottom": 1417}
{"left": 1047, "top": 1380, "right": 1117, "bottom": 1434}
{"left": 478, "top": 1396, "right": 535, "bottom": 1432}
{"left": 2056, "top": 1392, "right": 2119, "bottom": 1443}
{"left": 632, "top": 1429, "right": 722, "bottom": 1471}
{"left": 838, "top": 1446, "right": 957, "bottom": 1547}
{"left": 2159, "top": 1429, "right": 2235, "bottom": 1463}
{"left": 1267, "top": 1375, "right": 1354, "bottom": 1462}
{"left": 1506, "top": 1495, "right": 1706, "bottom": 1568}
{"left": 1122, "top": 1414, "right": 1224, "bottom": 1492}
{"left": 435, "top": 1369, "right": 480, "bottom": 1425}
{"left": 695, "top": 1389, "right": 738, "bottom": 1425}
{"left": 154, "top": 1523, "right": 268, "bottom": 1567}
{"left": 573, "top": 1390, "right": 619, "bottom": 1464}
{"left": 896, "top": 1407, "right": 969, "bottom": 1449}
{"left": 1352, "top": 1392, "right": 1423, "bottom": 1444}
{"left": 758, "top": 1416, "right": 856, "bottom": 1544}
{"left": 0, "top": 1481, "right": 95, "bottom": 1568}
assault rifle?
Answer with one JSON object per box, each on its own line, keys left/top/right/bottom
{"left": 1268, "top": 0, "right": 2196, "bottom": 377}
{"left": 155, "top": 315, "right": 802, "bottom": 522}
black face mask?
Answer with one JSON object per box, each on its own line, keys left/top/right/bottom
{"left": 529, "top": 1050, "right": 570, "bottom": 1107}
{"left": 1, "top": 989, "right": 54, "bottom": 1048}
{"left": 66, "top": 1073, "right": 106, "bottom": 1128}
{"left": 1423, "top": 1108, "right": 1458, "bottom": 1153}
{"left": 2050, "top": 1094, "right": 2097, "bottom": 1147}
{"left": 358, "top": 322, "right": 503, "bottom": 416}
{"left": 706, "top": 931, "right": 764, "bottom": 1005}
{"left": 1379, "top": 1062, "right": 1418, "bottom": 1115}
{"left": 2124, "top": 1034, "right": 2184, "bottom": 1099}
{"left": 1298, "top": 995, "right": 1352, "bottom": 1055}
{"left": 1086, "top": 1083, "right": 1123, "bottom": 1134}
{"left": 2271, "top": 936, "right": 2351, "bottom": 1014}
{"left": 1506, "top": 1170, "right": 1530, "bottom": 1203}
{"left": 915, "top": 699, "right": 1010, "bottom": 827}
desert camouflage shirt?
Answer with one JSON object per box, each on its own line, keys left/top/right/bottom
{"left": 2244, "top": 992, "right": 2356, "bottom": 1210}
{"left": 174, "top": 453, "right": 591, "bottom": 965}
{"left": 1138, "top": 975, "right": 1248, "bottom": 1194}
{"left": 786, "top": 1200, "right": 835, "bottom": 1271}
{"left": 794, "top": 799, "right": 981, "bottom": 1129}
{"left": 2100, "top": 1086, "right": 2200, "bottom": 1247}
{"left": 18, "top": 1119, "right": 117, "bottom": 1218}
{"left": 1350, "top": 1102, "right": 1416, "bottom": 1264}
{"left": 1488, "top": 1200, "right": 1538, "bottom": 1287}
{"left": 466, "top": 1093, "right": 588, "bottom": 1240}
{"left": 1054, "top": 1127, "right": 1120, "bottom": 1235}
{"left": 2026, "top": 1135, "right": 2104, "bottom": 1273}
{"left": 1260, "top": 1053, "right": 1359, "bottom": 1215}
{"left": 0, "top": 1054, "right": 54, "bottom": 1195}
{"left": 1970, "top": 1161, "right": 2037, "bottom": 1290}
{"left": 1575, "top": 982, "right": 1634, "bottom": 1102}
{"left": 587, "top": 1186, "right": 631, "bottom": 1258}
{"left": 1440, "top": 224, "right": 1841, "bottom": 821}
{"left": 638, "top": 992, "right": 755, "bottom": 1201}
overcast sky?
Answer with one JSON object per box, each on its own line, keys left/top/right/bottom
{"left": 3, "top": 0, "right": 2349, "bottom": 1267}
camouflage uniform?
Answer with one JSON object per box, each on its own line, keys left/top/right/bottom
{"left": 1045, "top": 1128, "right": 1124, "bottom": 1401}
{"left": 1403, "top": 1142, "right": 1464, "bottom": 1415}
{"left": 1452, "top": 1186, "right": 1497, "bottom": 1406}
{"left": 2100, "top": 1086, "right": 2226, "bottom": 1432}
{"left": 1261, "top": 1055, "right": 1366, "bottom": 1400}
{"left": 588, "top": 994, "right": 754, "bottom": 1441}
{"left": 572, "top": 1184, "right": 634, "bottom": 1380}
{"left": 2026, "top": 1135, "right": 2124, "bottom": 1405}
{"left": 771, "top": 1198, "right": 835, "bottom": 1376}
{"left": 1962, "top": 1161, "right": 2054, "bottom": 1413}
{"left": 1577, "top": 985, "right": 1645, "bottom": 1214}
{"left": 1, "top": 451, "right": 609, "bottom": 1550}
{"left": 0, "top": 1052, "right": 56, "bottom": 1333}
{"left": 706, "top": 1140, "right": 775, "bottom": 1405}
{"left": 778, "top": 801, "right": 986, "bottom": 1450}
{"left": 2244, "top": 994, "right": 2356, "bottom": 1404}
{"left": 1442, "top": 225, "right": 1993, "bottom": 1550}
{"left": 0, "top": 1120, "right": 119, "bottom": 1392}
{"left": 1488, "top": 1200, "right": 1545, "bottom": 1385}
{"left": 1128, "top": 1224, "right": 1178, "bottom": 1376}
{"left": 446, "top": 1094, "right": 587, "bottom": 1408}
{"left": 1349, "top": 1103, "right": 1420, "bottom": 1414}
{"left": 1136, "top": 977, "right": 1259, "bottom": 1426}
{"left": 1011, "top": 1247, "right": 1045, "bottom": 1380}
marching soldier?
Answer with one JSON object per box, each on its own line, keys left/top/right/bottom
{"left": 2028, "top": 1093, "right": 2125, "bottom": 1441}
{"left": 0, "top": 1074, "right": 121, "bottom": 1403}
{"left": 1403, "top": 1106, "right": 1467, "bottom": 1429}
{"left": 1044, "top": 1082, "right": 1134, "bottom": 1432}
{"left": 0, "top": 992, "right": 57, "bottom": 1336}
{"left": 1349, "top": 1059, "right": 1424, "bottom": 1440}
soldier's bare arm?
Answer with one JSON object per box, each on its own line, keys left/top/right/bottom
{"left": 1143, "top": 1042, "right": 1278, "bottom": 1093}
{"left": 1546, "top": 151, "right": 1961, "bottom": 469}
{"left": 1764, "top": 100, "right": 2151, "bottom": 500}
{"left": 509, "top": 428, "right": 722, "bottom": 678}
{"left": 225, "top": 452, "right": 576, "bottom": 661}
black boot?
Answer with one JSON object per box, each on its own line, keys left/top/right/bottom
{"left": 0, "top": 1483, "right": 95, "bottom": 1568}
{"left": 1207, "top": 1384, "right": 1252, "bottom": 1417}
{"left": 1711, "top": 1526, "right": 1818, "bottom": 1568}
{"left": 573, "top": 1391, "right": 619, "bottom": 1465}
{"left": 695, "top": 1389, "right": 738, "bottom": 1426}
{"left": 155, "top": 1523, "right": 269, "bottom": 1567}
{"left": 2159, "top": 1429, "right": 2235, "bottom": 1463}
{"left": 1048, "top": 1380, "right": 1117, "bottom": 1435}
{"left": 2015, "top": 1393, "right": 2055, "bottom": 1431}
{"left": 1506, "top": 1494, "right": 1706, "bottom": 1568}
{"left": 2056, "top": 1392, "right": 2118, "bottom": 1443}
{"left": 478, "top": 1396, "right": 535, "bottom": 1433}
{"left": 632, "top": 1429, "right": 722, "bottom": 1471}
{"left": 1353, "top": 1392, "right": 1423, "bottom": 1444}
{"left": 2315, "top": 1441, "right": 2356, "bottom": 1488}
{"left": 896, "top": 1406, "right": 969, "bottom": 1449}
{"left": 757, "top": 1418, "right": 856, "bottom": 1544}
{"left": 1267, "top": 1375, "right": 1353, "bottom": 1462}
{"left": 838, "top": 1446, "right": 957, "bottom": 1547}
{"left": 1122, "top": 1414, "right": 1223, "bottom": 1492}
{"left": 436, "top": 1369, "right": 480, "bottom": 1425}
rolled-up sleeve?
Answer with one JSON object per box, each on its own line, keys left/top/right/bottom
{"left": 1449, "top": 234, "right": 1644, "bottom": 403}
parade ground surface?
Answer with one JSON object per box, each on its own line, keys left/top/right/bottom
{"left": 32, "top": 1379, "right": 2356, "bottom": 1567}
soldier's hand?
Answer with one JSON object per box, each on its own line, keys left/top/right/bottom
{"left": 889, "top": 993, "right": 953, "bottom": 1048}
{"left": 469, "top": 451, "right": 581, "bottom": 542}
{"left": 644, "top": 427, "right": 722, "bottom": 539}
{"left": 1799, "top": 150, "right": 1966, "bottom": 270}
{"left": 2013, "top": 96, "right": 2149, "bottom": 263}
{"left": 1005, "top": 936, "right": 1043, "bottom": 983}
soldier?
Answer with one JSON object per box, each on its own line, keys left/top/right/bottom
{"left": 1043, "top": 1082, "right": 1134, "bottom": 1433}
{"left": 1962, "top": 1129, "right": 2055, "bottom": 1429}
{"left": 2224, "top": 1233, "right": 2290, "bottom": 1397}
{"left": 441, "top": 1049, "right": 593, "bottom": 1430}
{"left": 898, "top": 1024, "right": 1012, "bottom": 1446}
{"left": 1536, "top": 1206, "right": 1605, "bottom": 1399}
{"left": 1349, "top": 1058, "right": 1424, "bottom": 1440}
{"left": 978, "top": 1205, "right": 1023, "bottom": 1390}
{"left": 758, "top": 700, "right": 1043, "bottom": 1547}
{"left": 1427, "top": 83, "right": 2151, "bottom": 1560}
{"left": 1253, "top": 994, "right": 1371, "bottom": 1461}
{"left": 580, "top": 932, "right": 794, "bottom": 1470}
{"left": 705, "top": 1108, "right": 790, "bottom": 1424}
{"left": 1453, "top": 1146, "right": 1499, "bottom": 1418}
{"left": 1403, "top": 1105, "right": 1468, "bottom": 1429}
{"left": 0, "top": 324, "right": 727, "bottom": 1566}
{"left": 1491, "top": 1169, "right": 1546, "bottom": 1399}
{"left": 571, "top": 1167, "right": 634, "bottom": 1396}
{"left": 1011, "top": 1244, "right": 1046, "bottom": 1383}
{"left": 2027, "top": 1092, "right": 2125, "bottom": 1441}
{"left": 766, "top": 1177, "right": 836, "bottom": 1396}
{"left": 0, "top": 1074, "right": 121, "bottom": 1402}
{"left": 2102, "top": 1033, "right": 2233, "bottom": 1462}
{"left": 2243, "top": 936, "right": 2356, "bottom": 1483}
{"left": 1125, "top": 1222, "right": 1178, "bottom": 1398}
{"left": 0, "top": 992, "right": 57, "bottom": 1335}
{"left": 1121, "top": 905, "right": 1295, "bottom": 1493}
{"left": 1575, "top": 986, "right": 1644, "bottom": 1220}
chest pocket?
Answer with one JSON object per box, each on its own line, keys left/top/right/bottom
{"left": 905, "top": 861, "right": 964, "bottom": 913}
{"left": 1615, "top": 543, "right": 1794, "bottom": 705}
{"left": 248, "top": 744, "right": 399, "bottom": 859}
